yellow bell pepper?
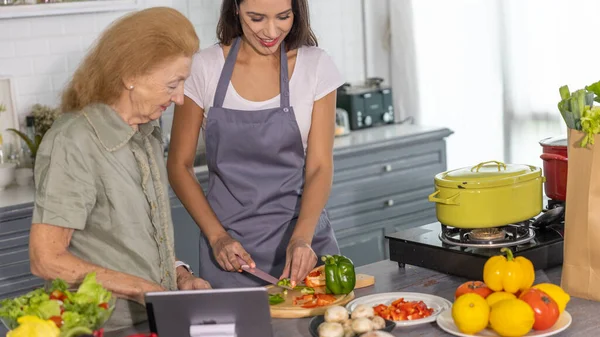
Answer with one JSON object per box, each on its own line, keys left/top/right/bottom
{"left": 483, "top": 247, "right": 535, "bottom": 293}
{"left": 7, "top": 316, "right": 60, "bottom": 337}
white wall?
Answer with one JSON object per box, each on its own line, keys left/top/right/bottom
{"left": 0, "top": 0, "right": 366, "bottom": 128}
{"left": 390, "top": 0, "right": 505, "bottom": 170}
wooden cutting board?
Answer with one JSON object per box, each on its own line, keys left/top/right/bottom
{"left": 267, "top": 286, "right": 356, "bottom": 318}
{"left": 267, "top": 271, "right": 375, "bottom": 318}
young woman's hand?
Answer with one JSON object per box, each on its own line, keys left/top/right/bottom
{"left": 280, "top": 237, "right": 317, "bottom": 288}
{"left": 210, "top": 233, "right": 256, "bottom": 272}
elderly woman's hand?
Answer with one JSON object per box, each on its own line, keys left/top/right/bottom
{"left": 177, "top": 273, "right": 212, "bottom": 290}
{"left": 280, "top": 237, "right": 317, "bottom": 288}
{"left": 210, "top": 233, "right": 256, "bottom": 272}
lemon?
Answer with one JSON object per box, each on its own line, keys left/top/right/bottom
{"left": 489, "top": 298, "right": 534, "bottom": 337}
{"left": 486, "top": 291, "right": 516, "bottom": 307}
{"left": 452, "top": 293, "right": 490, "bottom": 334}
{"left": 532, "top": 283, "right": 570, "bottom": 314}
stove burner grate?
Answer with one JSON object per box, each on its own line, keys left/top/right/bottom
{"left": 439, "top": 221, "right": 536, "bottom": 248}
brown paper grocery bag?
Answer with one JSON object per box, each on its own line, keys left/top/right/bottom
{"left": 561, "top": 128, "right": 600, "bottom": 301}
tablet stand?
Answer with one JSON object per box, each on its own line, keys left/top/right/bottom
{"left": 190, "top": 323, "right": 237, "bottom": 337}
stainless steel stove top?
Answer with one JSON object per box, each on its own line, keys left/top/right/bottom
{"left": 385, "top": 204, "right": 565, "bottom": 280}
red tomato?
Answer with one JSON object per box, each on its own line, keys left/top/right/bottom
{"left": 455, "top": 281, "right": 493, "bottom": 299}
{"left": 49, "top": 290, "right": 67, "bottom": 302}
{"left": 98, "top": 302, "right": 109, "bottom": 310}
{"left": 520, "top": 288, "right": 560, "bottom": 330}
{"left": 49, "top": 316, "right": 63, "bottom": 328}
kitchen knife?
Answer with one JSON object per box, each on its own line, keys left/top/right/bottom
{"left": 235, "top": 255, "right": 293, "bottom": 290}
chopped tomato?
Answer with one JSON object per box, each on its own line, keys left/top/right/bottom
{"left": 49, "top": 316, "right": 63, "bottom": 328}
{"left": 49, "top": 290, "right": 67, "bottom": 302}
{"left": 373, "top": 298, "right": 434, "bottom": 321}
{"left": 98, "top": 302, "right": 109, "bottom": 310}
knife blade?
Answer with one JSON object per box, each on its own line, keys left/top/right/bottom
{"left": 235, "top": 255, "right": 293, "bottom": 290}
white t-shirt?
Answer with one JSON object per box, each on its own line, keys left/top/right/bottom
{"left": 183, "top": 43, "right": 345, "bottom": 151}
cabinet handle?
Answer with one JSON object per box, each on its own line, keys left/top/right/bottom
{"left": 383, "top": 164, "right": 392, "bottom": 172}
{"left": 386, "top": 199, "right": 395, "bottom": 207}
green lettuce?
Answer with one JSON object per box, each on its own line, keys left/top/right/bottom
{"left": 71, "top": 273, "right": 111, "bottom": 306}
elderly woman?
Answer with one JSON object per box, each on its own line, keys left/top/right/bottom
{"left": 28, "top": 7, "right": 210, "bottom": 331}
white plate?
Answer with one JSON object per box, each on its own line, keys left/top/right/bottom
{"left": 436, "top": 309, "right": 572, "bottom": 337}
{"left": 345, "top": 292, "right": 452, "bottom": 327}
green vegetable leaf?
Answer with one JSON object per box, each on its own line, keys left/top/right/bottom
{"left": 73, "top": 272, "right": 111, "bottom": 305}
{"left": 559, "top": 85, "right": 571, "bottom": 100}
{"left": 580, "top": 106, "right": 600, "bottom": 147}
{"left": 585, "top": 80, "right": 600, "bottom": 97}
{"left": 50, "top": 279, "right": 69, "bottom": 293}
{"left": 0, "top": 273, "right": 114, "bottom": 333}
{"left": 28, "top": 300, "right": 61, "bottom": 320}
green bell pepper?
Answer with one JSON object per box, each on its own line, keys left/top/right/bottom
{"left": 321, "top": 254, "right": 356, "bottom": 295}
{"left": 277, "top": 278, "right": 292, "bottom": 288}
{"left": 268, "top": 293, "right": 285, "bottom": 305}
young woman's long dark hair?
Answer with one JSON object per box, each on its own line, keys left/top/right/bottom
{"left": 216, "top": 0, "right": 318, "bottom": 50}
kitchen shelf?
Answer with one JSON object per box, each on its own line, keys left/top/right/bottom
{"left": 0, "top": 0, "right": 139, "bottom": 19}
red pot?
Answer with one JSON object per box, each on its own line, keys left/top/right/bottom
{"left": 539, "top": 136, "right": 568, "bottom": 201}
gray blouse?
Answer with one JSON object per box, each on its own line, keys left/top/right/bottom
{"left": 32, "top": 103, "right": 177, "bottom": 330}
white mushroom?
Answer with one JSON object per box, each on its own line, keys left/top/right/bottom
{"left": 351, "top": 317, "right": 374, "bottom": 334}
{"left": 370, "top": 316, "right": 386, "bottom": 330}
{"left": 342, "top": 319, "right": 355, "bottom": 337}
{"left": 318, "top": 322, "right": 345, "bottom": 337}
{"left": 343, "top": 329, "right": 355, "bottom": 337}
{"left": 325, "top": 305, "right": 350, "bottom": 323}
{"left": 359, "top": 332, "right": 395, "bottom": 337}
{"left": 351, "top": 304, "right": 375, "bottom": 319}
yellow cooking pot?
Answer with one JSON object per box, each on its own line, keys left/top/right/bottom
{"left": 428, "top": 160, "right": 546, "bottom": 228}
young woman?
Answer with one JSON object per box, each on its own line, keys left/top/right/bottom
{"left": 167, "top": 0, "right": 344, "bottom": 289}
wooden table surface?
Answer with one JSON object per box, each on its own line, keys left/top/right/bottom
{"left": 100, "top": 259, "right": 596, "bottom": 337}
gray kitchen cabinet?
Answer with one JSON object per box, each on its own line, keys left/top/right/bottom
{"left": 325, "top": 125, "right": 452, "bottom": 267}
{"left": 170, "top": 171, "right": 208, "bottom": 273}
{"left": 0, "top": 207, "right": 43, "bottom": 300}
{"left": 0, "top": 124, "right": 451, "bottom": 301}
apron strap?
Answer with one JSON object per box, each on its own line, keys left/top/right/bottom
{"left": 213, "top": 37, "right": 242, "bottom": 108}
{"left": 279, "top": 40, "right": 290, "bottom": 108}
{"left": 213, "top": 36, "right": 290, "bottom": 109}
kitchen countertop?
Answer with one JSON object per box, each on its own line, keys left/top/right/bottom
{"left": 0, "top": 124, "right": 452, "bottom": 213}
{"left": 103, "top": 260, "right": 592, "bottom": 337}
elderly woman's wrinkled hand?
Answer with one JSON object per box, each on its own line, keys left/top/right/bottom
{"left": 177, "top": 273, "right": 212, "bottom": 290}
{"left": 211, "top": 233, "right": 256, "bottom": 272}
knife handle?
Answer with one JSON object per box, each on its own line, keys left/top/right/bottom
{"left": 235, "top": 254, "right": 250, "bottom": 269}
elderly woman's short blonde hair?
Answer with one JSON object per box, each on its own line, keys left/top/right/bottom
{"left": 61, "top": 7, "right": 199, "bottom": 112}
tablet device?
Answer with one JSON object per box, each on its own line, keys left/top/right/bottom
{"left": 145, "top": 287, "right": 273, "bottom": 337}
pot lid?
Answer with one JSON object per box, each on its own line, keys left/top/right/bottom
{"left": 435, "top": 160, "right": 542, "bottom": 189}
{"left": 539, "top": 135, "right": 567, "bottom": 147}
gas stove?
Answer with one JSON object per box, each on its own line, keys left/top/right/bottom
{"left": 387, "top": 201, "right": 565, "bottom": 280}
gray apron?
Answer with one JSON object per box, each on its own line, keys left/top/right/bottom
{"left": 199, "top": 37, "right": 340, "bottom": 288}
